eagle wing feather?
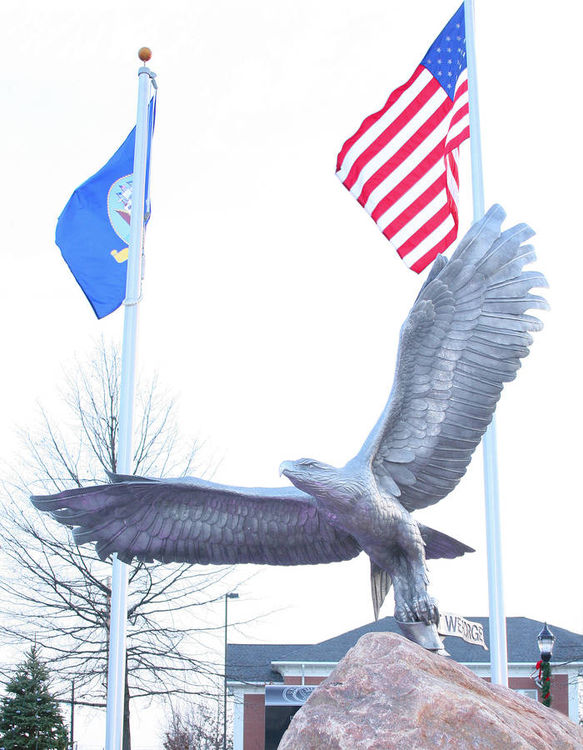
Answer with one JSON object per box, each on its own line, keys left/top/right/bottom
{"left": 31, "top": 476, "right": 362, "bottom": 566}
{"left": 360, "top": 205, "right": 547, "bottom": 512}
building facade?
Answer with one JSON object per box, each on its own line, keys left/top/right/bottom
{"left": 227, "top": 616, "right": 583, "bottom": 750}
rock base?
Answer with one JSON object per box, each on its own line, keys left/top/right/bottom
{"left": 278, "top": 632, "right": 583, "bottom": 750}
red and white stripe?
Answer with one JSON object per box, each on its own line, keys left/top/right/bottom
{"left": 337, "top": 66, "right": 470, "bottom": 273}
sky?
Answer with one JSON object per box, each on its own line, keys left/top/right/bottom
{"left": 2, "top": 0, "right": 583, "bottom": 747}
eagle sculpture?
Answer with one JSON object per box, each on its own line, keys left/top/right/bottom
{"left": 32, "top": 205, "right": 547, "bottom": 636}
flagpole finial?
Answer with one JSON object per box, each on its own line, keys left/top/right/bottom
{"left": 138, "top": 47, "right": 152, "bottom": 63}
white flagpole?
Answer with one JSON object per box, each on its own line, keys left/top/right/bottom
{"left": 463, "top": 0, "right": 509, "bottom": 686}
{"left": 105, "top": 50, "right": 155, "bottom": 750}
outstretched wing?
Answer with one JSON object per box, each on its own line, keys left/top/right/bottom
{"left": 359, "top": 204, "right": 547, "bottom": 512}
{"left": 31, "top": 475, "right": 361, "bottom": 566}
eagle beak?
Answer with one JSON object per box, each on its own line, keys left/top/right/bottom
{"left": 279, "top": 461, "right": 293, "bottom": 478}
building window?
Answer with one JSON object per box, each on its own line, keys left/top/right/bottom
{"left": 514, "top": 689, "right": 538, "bottom": 701}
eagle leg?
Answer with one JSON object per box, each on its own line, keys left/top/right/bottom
{"left": 392, "top": 564, "right": 439, "bottom": 626}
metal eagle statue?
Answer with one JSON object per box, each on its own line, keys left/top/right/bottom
{"left": 32, "top": 205, "right": 547, "bottom": 644}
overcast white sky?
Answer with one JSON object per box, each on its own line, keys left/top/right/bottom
{"left": 2, "top": 0, "right": 582, "bottom": 746}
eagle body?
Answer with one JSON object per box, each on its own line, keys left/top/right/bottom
{"left": 279, "top": 459, "right": 449, "bottom": 624}
{"left": 31, "top": 205, "right": 547, "bottom": 627}
{"left": 285, "top": 464, "right": 414, "bottom": 572}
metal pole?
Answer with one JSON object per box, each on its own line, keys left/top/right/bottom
{"left": 105, "top": 56, "right": 153, "bottom": 750}
{"left": 224, "top": 593, "right": 238, "bottom": 750}
{"left": 70, "top": 680, "right": 75, "bottom": 750}
{"left": 463, "top": 0, "right": 508, "bottom": 686}
{"left": 223, "top": 594, "right": 228, "bottom": 750}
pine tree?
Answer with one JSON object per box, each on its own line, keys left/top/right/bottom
{"left": 0, "top": 645, "right": 68, "bottom": 750}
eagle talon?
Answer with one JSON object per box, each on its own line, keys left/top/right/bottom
{"left": 412, "top": 595, "right": 439, "bottom": 626}
{"left": 395, "top": 603, "right": 415, "bottom": 623}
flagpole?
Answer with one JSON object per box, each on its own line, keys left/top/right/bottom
{"left": 105, "top": 49, "right": 154, "bottom": 750}
{"left": 463, "top": 0, "right": 508, "bottom": 687}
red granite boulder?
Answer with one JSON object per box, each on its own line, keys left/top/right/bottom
{"left": 278, "top": 632, "right": 583, "bottom": 750}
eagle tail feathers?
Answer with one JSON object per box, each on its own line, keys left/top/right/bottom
{"left": 419, "top": 524, "right": 474, "bottom": 560}
{"left": 370, "top": 561, "right": 392, "bottom": 621}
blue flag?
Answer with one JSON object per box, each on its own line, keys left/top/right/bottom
{"left": 56, "top": 99, "right": 155, "bottom": 319}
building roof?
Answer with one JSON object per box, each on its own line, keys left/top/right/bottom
{"left": 227, "top": 617, "right": 583, "bottom": 685}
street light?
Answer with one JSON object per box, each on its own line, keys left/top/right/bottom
{"left": 536, "top": 623, "right": 556, "bottom": 707}
{"left": 224, "top": 592, "right": 239, "bottom": 750}
{"left": 70, "top": 680, "right": 75, "bottom": 750}
{"left": 537, "top": 623, "right": 556, "bottom": 661}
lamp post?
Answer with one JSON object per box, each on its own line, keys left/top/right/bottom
{"left": 70, "top": 680, "right": 75, "bottom": 750}
{"left": 537, "top": 623, "right": 556, "bottom": 707}
{"left": 224, "top": 593, "right": 239, "bottom": 750}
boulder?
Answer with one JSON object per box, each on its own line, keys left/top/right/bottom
{"left": 278, "top": 632, "right": 583, "bottom": 750}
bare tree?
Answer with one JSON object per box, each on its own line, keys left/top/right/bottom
{"left": 163, "top": 699, "right": 233, "bottom": 750}
{"left": 0, "top": 343, "right": 240, "bottom": 750}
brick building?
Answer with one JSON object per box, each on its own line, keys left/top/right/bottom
{"left": 227, "top": 616, "right": 583, "bottom": 750}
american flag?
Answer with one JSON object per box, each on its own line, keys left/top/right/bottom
{"left": 336, "top": 4, "right": 470, "bottom": 273}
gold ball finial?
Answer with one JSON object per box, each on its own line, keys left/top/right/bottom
{"left": 138, "top": 47, "right": 152, "bottom": 62}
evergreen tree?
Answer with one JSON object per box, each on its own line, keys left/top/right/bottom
{"left": 0, "top": 645, "right": 68, "bottom": 750}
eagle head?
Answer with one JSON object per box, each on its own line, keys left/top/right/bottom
{"left": 279, "top": 458, "right": 362, "bottom": 504}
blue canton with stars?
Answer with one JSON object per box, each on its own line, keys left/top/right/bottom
{"left": 421, "top": 4, "right": 466, "bottom": 101}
